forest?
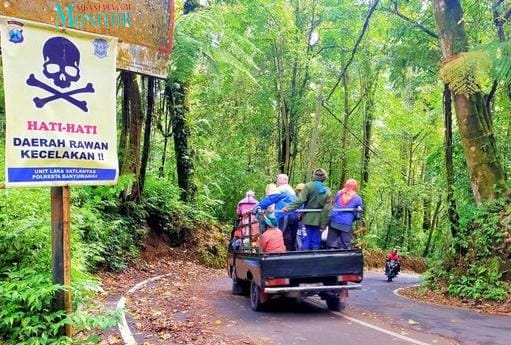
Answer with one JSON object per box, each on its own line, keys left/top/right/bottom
{"left": 0, "top": 0, "right": 510, "bottom": 344}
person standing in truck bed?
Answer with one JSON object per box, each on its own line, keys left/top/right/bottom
{"left": 255, "top": 175, "right": 299, "bottom": 251}
{"left": 236, "top": 190, "right": 259, "bottom": 238}
{"left": 327, "top": 179, "right": 363, "bottom": 249}
{"left": 282, "top": 168, "right": 332, "bottom": 250}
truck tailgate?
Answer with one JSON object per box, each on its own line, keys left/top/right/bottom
{"left": 260, "top": 249, "right": 363, "bottom": 280}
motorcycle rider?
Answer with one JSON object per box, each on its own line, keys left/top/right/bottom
{"left": 386, "top": 248, "right": 401, "bottom": 275}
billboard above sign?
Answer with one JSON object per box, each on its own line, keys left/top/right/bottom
{"left": 0, "top": 0, "right": 174, "bottom": 78}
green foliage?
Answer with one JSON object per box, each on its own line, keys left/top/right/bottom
{"left": 0, "top": 156, "right": 133, "bottom": 342}
{"left": 73, "top": 175, "right": 147, "bottom": 272}
{"left": 425, "top": 198, "right": 511, "bottom": 301}
{"left": 447, "top": 259, "right": 507, "bottom": 301}
{"left": 171, "top": 4, "right": 257, "bottom": 82}
{"left": 0, "top": 268, "right": 67, "bottom": 344}
{"left": 439, "top": 51, "right": 492, "bottom": 96}
{"left": 142, "top": 176, "right": 227, "bottom": 268}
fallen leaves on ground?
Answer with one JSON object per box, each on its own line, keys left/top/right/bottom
{"left": 400, "top": 286, "right": 511, "bottom": 315}
{"left": 99, "top": 248, "right": 261, "bottom": 345}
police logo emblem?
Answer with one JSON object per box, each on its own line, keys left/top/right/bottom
{"left": 92, "top": 38, "right": 108, "bottom": 58}
{"left": 7, "top": 20, "right": 24, "bottom": 44}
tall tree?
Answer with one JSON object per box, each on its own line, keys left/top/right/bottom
{"left": 119, "top": 71, "right": 143, "bottom": 202}
{"left": 443, "top": 84, "right": 459, "bottom": 237}
{"left": 167, "top": 0, "right": 200, "bottom": 202}
{"left": 167, "top": 80, "right": 196, "bottom": 202}
{"left": 140, "top": 77, "right": 156, "bottom": 193}
{"left": 432, "top": 0, "right": 508, "bottom": 204}
{"left": 168, "top": 0, "right": 256, "bottom": 201}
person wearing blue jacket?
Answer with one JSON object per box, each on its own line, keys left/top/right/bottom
{"left": 328, "top": 179, "right": 363, "bottom": 249}
{"left": 254, "top": 177, "right": 299, "bottom": 251}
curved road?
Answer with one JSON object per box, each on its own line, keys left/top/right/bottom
{"left": 212, "top": 272, "right": 510, "bottom": 345}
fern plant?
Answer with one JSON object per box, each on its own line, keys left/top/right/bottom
{"left": 439, "top": 51, "right": 492, "bottom": 96}
{"left": 170, "top": 4, "right": 258, "bottom": 82}
{"left": 439, "top": 40, "right": 511, "bottom": 96}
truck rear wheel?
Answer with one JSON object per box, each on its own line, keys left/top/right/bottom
{"left": 250, "top": 280, "right": 266, "bottom": 311}
{"left": 232, "top": 278, "right": 245, "bottom": 295}
{"left": 231, "top": 268, "right": 249, "bottom": 296}
{"left": 326, "top": 296, "right": 346, "bottom": 312}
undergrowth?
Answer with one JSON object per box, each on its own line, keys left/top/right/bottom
{"left": 0, "top": 172, "right": 226, "bottom": 344}
{"left": 425, "top": 198, "right": 511, "bottom": 302}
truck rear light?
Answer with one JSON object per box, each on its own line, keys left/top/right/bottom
{"left": 338, "top": 275, "right": 362, "bottom": 282}
{"left": 266, "top": 278, "right": 290, "bottom": 286}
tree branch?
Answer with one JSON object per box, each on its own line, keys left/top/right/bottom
{"left": 380, "top": 1, "right": 438, "bottom": 39}
{"left": 325, "top": 0, "right": 380, "bottom": 102}
{"left": 486, "top": 80, "right": 498, "bottom": 109}
{"left": 493, "top": 0, "right": 505, "bottom": 10}
{"left": 348, "top": 96, "right": 364, "bottom": 116}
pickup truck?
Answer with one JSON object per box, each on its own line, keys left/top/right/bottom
{"left": 227, "top": 235, "right": 364, "bottom": 311}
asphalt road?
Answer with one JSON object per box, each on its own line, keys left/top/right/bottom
{"left": 349, "top": 272, "right": 511, "bottom": 345}
{"left": 212, "top": 272, "right": 511, "bottom": 345}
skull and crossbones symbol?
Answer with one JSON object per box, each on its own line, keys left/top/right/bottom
{"left": 26, "top": 36, "right": 95, "bottom": 112}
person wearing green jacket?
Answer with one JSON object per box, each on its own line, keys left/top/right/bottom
{"left": 282, "top": 168, "right": 332, "bottom": 250}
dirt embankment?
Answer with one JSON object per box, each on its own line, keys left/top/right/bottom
{"left": 399, "top": 286, "right": 511, "bottom": 315}
{"left": 363, "top": 248, "right": 427, "bottom": 273}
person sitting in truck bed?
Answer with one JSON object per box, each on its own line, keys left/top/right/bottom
{"left": 259, "top": 214, "right": 286, "bottom": 253}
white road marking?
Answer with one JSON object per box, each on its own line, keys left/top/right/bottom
{"left": 116, "top": 296, "right": 136, "bottom": 345}
{"left": 305, "top": 299, "right": 432, "bottom": 345}
{"left": 116, "top": 273, "right": 173, "bottom": 345}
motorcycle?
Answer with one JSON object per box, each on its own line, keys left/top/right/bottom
{"left": 385, "top": 259, "right": 399, "bottom": 282}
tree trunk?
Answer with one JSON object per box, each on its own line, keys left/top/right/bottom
{"left": 119, "top": 71, "right": 130, "bottom": 173}
{"left": 140, "top": 77, "right": 155, "bottom": 193}
{"left": 339, "top": 73, "right": 350, "bottom": 186}
{"left": 443, "top": 84, "right": 460, "bottom": 237}
{"left": 158, "top": 91, "right": 172, "bottom": 178}
{"left": 493, "top": 0, "right": 506, "bottom": 42}
{"left": 423, "top": 199, "right": 442, "bottom": 256}
{"left": 423, "top": 196, "right": 431, "bottom": 232}
{"left": 360, "top": 89, "right": 374, "bottom": 188}
{"left": 119, "top": 72, "right": 143, "bottom": 202}
{"left": 432, "top": 0, "right": 508, "bottom": 204}
{"left": 306, "top": 83, "right": 323, "bottom": 181}
{"left": 167, "top": 81, "right": 196, "bottom": 203}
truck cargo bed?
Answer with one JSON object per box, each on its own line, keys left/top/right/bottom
{"left": 230, "top": 249, "right": 363, "bottom": 284}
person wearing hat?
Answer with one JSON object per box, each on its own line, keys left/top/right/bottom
{"left": 259, "top": 214, "right": 286, "bottom": 253}
{"left": 282, "top": 168, "right": 332, "bottom": 250}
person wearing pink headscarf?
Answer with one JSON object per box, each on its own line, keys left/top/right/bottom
{"left": 327, "top": 179, "right": 363, "bottom": 249}
{"left": 236, "top": 191, "right": 259, "bottom": 237}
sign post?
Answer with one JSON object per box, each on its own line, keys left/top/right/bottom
{"left": 51, "top": 186, "right": 72, "bottom": 336}
{"left": 0, "top": 17, "right": 119, "bottom": 337}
